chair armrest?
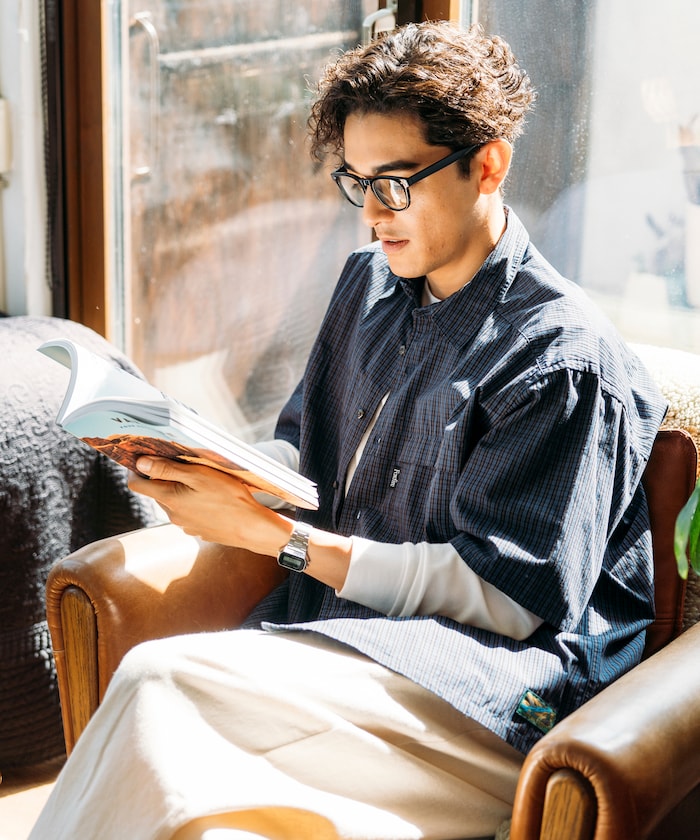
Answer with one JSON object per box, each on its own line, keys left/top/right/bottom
{"left": 510, "top": 621, "right": 700, "bottom": 840}
{"left": 46, "top": 523, "right": 287, "bottom": 752}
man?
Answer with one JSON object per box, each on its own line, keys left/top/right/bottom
{"left": 31, "top": 21, "right": 666, "bottom": 840}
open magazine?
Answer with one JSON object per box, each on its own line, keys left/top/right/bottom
{"left": 38, "top": 338, "right": 318, "bottom": 510}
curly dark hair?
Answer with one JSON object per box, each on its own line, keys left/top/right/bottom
{"left": 309, "top": 21, "right": 535, "bottom": 173}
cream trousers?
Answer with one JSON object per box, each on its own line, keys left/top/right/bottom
{"left": 29, "top": 630, "right": 523, "bottom": 840}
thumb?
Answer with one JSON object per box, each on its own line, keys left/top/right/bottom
{"left": 136, "top": 456, "right": 182, "bottom": 481}
{"left": 136, "top": 456, "right": 154, "bottom": 476}
{"left": 135, "top": 456, "right": 201, "bottom": 487}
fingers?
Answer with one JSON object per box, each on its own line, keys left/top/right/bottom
{"left": 128, "top": 457, "right": 250, "bottom": 505}
{"left": 136, "top": 456, "right": 181, "bottom": 482}
{"left": 127, "top": 457, "right": 192, "bottom": 503}
{"left": 131, "top": 457, "right": 212, "bottom": 490}
{"left": 124, "top": 455, "right": 294, "bottom": 551}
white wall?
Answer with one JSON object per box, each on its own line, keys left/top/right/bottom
{"left": 0, "top": 0, "right": 49, "bottom": 315}
{"left": 579, "top": 0, "right": 700, "bottom": 297}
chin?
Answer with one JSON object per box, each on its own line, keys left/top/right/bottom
{"left": 386, "top": 255, "right": 424, "bottom": 280}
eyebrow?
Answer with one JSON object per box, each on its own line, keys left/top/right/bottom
{"left": 343, "top": 158, "right": 420, "bottom": 177}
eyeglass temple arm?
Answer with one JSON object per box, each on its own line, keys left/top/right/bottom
{"left": 406, "top": 143, "right": 482, "bottom": 186}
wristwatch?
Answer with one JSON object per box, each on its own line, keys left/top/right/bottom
{"left": 277, "top": 521, "right": 313, "bottom": 572}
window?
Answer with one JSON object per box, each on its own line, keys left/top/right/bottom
{"left": 61, "top": 1, "right": 697, "bottom": 443}
{"left": 103, "top": 1, "right": 381, "bottom": 440}
{"left": 477, "top": 0, "right": 700, "bottom": 355}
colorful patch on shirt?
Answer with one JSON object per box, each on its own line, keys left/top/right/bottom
{"left": 515, "top": 689, "right": 557, "bottom": 734}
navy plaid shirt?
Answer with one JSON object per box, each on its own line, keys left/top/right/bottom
{"left": 247, "top": 209, "right": 667, "bottom": 754}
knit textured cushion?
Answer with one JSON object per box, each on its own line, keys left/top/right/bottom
{"left": 631, "top": 342, "right": 700, "bottom": 631}
{"left": 0, "top": 316, "right": 160, "bottom": 767}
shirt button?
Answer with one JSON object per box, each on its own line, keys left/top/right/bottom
{"left": 332, "top": 480, "right": 340, "bottom": 490}
{"left": 398, "top": 344, "right": 406, "bottom": 356}
{"left": 357, "top": 409, "right": 365, "bottom": 419}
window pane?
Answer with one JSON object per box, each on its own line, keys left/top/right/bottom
{"left": 109, "top": 1, "right": 373, "bottom": 440}
{"left": 478, "top": 0, "right": 700, "bottom": 354}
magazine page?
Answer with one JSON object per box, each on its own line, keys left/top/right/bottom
{"left": 38, "top": 338, "right": 319, "bottom": 510}
{"left": 61, "top": 407, "right": 317, "bottom": 509}
{"left": 39, "top": 339, "right": 168, "bottom": 424}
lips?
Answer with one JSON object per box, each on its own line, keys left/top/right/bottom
{"left": 379, "top": 238, "right": 408, "bottom": 254}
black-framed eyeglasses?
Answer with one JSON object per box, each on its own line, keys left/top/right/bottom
{"left": 331, "top": 144, "right": 482, "bottom": 211}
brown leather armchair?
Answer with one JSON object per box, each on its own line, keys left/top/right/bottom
{"left": 45, "top": 429, "right": 700, "bottom": 840}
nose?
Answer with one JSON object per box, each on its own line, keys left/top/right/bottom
{"left": 361, "top": 189, "right": 394, "bottom": 229}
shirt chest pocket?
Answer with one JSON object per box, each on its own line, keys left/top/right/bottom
{"left": 393, "top": 387, "right": 473, "bottom": 473}
{"left": 350, "top": 392, "right": 476, "bottom": 543}
{"left": 385, "top": 411, "right": 471, "bottom": 543}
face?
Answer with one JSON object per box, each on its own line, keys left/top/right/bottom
{"left": 341, "top": 111, "right": 494, "bottom": 298}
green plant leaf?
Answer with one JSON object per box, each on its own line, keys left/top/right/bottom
{"left": 690, "top": 489, "right": 700, "bottom": 575}
{"left": 674, "top": 479, "right": 700, "bottom": 579}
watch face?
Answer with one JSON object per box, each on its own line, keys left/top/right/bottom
{"left": 277, "top": 550, "right": 307, "bottom": 572}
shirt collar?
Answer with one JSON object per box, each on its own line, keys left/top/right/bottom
{"left": 406, "top": 207, "right": 531, "bottom": 350}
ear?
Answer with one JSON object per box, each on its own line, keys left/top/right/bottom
{"left": 477, "top": 139, "right": 513, "bottom": 195}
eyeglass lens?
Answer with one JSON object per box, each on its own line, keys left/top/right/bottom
{"left": 335, "top": 174, "right": 409, "bottom": 210}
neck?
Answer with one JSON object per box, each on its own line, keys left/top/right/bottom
{"left": 426, "top": 203, "right": 507, "bottom": 300}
